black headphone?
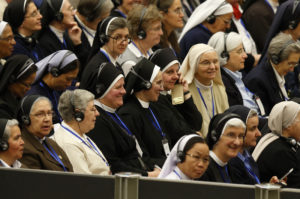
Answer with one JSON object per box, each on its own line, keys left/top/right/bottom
{"left": 15, "top": 34, "right": 37, "bottom": 47}
{"left": 0, "top": 120, "right": 9, "bottom": 151}
{"left": 130, "top": 67, "right": 152, "bottom": 90}
{"left": 210, "top": 113, "right": 241, "bottom": 142}
{"left": 270, "top": 39, "right": 295, "bottom": 65}
{"left": 19, "top": 95, "right": 31, "bottom": 126}
{"left": 47, "top": 0, "right": 64, "bottom": 22}
{"left": 137, "top": 7, "right": 147, "bottom": 40}
{"left": 9, "top": 58, "right": 34, "bottom": 84}
{"left": 221, "top": 33, "right": 230, "bottom": 60}
{"left": 207, "top": 1, "right": 227, "bottom": 24}
{"left": 98, "top": 17, "right": 115, "bottom": 45}
{"left": 70, "top": 91, "right": 85, "bottom": 122}
{"left": 176, "top": 136, "right": 187, "bottom": 163}
{"left": 95, "top": 63, "right": 107, "bottom": 96}
{"left": 50, "top": 51, "right": 73, "bottom": 77}
{"left": 288, "top": 0, "right": 300, "bottom": 30}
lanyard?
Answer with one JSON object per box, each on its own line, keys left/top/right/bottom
{"left": 114, "top": 9, "right": 127, "bottom": 18}
{"left": 100, "top": 49, "right": 112, "bottom": 63}
{"left": 32, "top": 50, "right": 39, "bottom": 61}
{"left": 148, "top": 107, "right": 166, "bottom": 137}
{"left": 81, "top": 25, "right": 94, "bottom": 39}
{"left": 173, "top": 169, "right": 181, "bottom": 179}
{"left": 106, "top": 112, "right": 133, "bottom": 136}
{"left": 239, "top": 19, "right": 251, "bottom": 39}
{"left": 131, "top": 41, "right": 151, "bottom": 57}
{"left": 50, "top": 28, "right": 67, "bottom": 49}
{"left": 237, "top": 152, "right": 261, "bottom": 184}
{"left": 264, "top": 0, "right": 273, "bottom": 11}
{"left": 61, "top": 124, "right": 109, "bottom": 166}
{"left": 217, "top": 164, "right": 230, "bottom": 183}
{"left": 197, "top": 87, "right": 215, "bottom": 120}
{"left": 39, "top": 82, "right": 62, "bottom": 122}
{"left": 42, "top": 140, "right": 67, "bottom": 171}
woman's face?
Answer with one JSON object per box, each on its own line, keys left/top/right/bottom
{"left": 21, "top": 2, "right": 42, "bottom": 35}
{"left": 195, "top": 51, "right": 220, "bottom": 85}
{"left": 162, "top": 0, "right": 184, "bottom": 30}
{"left": 80, "top": 100, "right": 99, "bottom": 133}
{"left": 5, "top": 125, "right": 24, "bottom": 161}
{"left": 214, "top": 126, "right": 245, "bottom": 162}
{"left": 0, "top": 25, "right": 16, "bottom": 58}
{"left": 106, "top": 27, "right": 130, "bottom": 58}
{"left": 244, "top": 116, "right": 261, "bottom": 147}
{"left": 162, "top": 63, "right": 179, "bottom": 90}
{"left": 9, "top": 72, "right": 36, "bottom": 98}
{"left": 26, "top": 99, "right": 53, "bottom": 138}
{"left": 276, "top": 52, "right": 300, "bottom": 76}
{"left": 144, "top": 20, "right": 163, "bottom": 47}
{"left": 61, "top": 0, "right": 76, "bottom": 28}
{"left": 179, "top": 143, "right": 210, "bottom": 179}
{"left": 102, "top": 78, "right": 126, "bottom": 109}
{"left": 226, "top": 43, "right": 247, "bottom": 71}
{"left": 144, "top": 71, "right": 163, "bottom": 102}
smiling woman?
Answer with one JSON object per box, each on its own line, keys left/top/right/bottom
{"left": 0, "top": 21, "right": 15, "bottom": 60}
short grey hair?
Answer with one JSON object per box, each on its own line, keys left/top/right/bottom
{"left": 29, "top": 97, "right": 53, "bottom": 115}
{"left": 268, "top": 33, "right": 300, "bottom": 63}
{"left": 107, "top": 17, "right": 128, "bottom": 36}
{"left": 58, "top": 89, "right": 95, "bottom": 122}
{"left": 77, "top": 0, "right": 114, "bottom": 22}
{"left": 2, "top": 119, "right": 19, "bottom": 142}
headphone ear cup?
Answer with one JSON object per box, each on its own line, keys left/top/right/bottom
{"left": 211, "top": 129, "right": 217, "bottom": 142}
{"left": 207, "top": 15, "right": 216, "bottom": 24}
{"left": 0, "top": 139, "right": 9, "bottom": 151}
{"left": 50, "top": 67, "right": 60, "bottom": 77}
{"left": 288, "top": 20, "right": 297, "bottom": 30}
{"left": 99, "top": 34, "right": 109, "bottom": 45}
{"left": 221, "top": 51, "right": 230, "bottom": 61}
{"left": 95, "top": 83, "right": 106, "bottom": 96}
{"left": 137, "top": 30, "right": 146, "bottom": 40}
{"left": 270, "top": 54, "right": 280, "bottom": 65}
{"left": 176, "top": 151, "right": 185, "bottom": 163}
{"left": 74, "top": 111, "right": 85, "bottom": 122}
{"left": 142, "top": 81, "right": 152, "bottom": 90}
{"left": 55, "top": 12, "right": 64, "bottom": 22}
{"left": 21, "top": 115, "right": 31, "bottom": 126}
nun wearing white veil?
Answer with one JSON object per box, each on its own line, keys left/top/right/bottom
{"left": 178, "top": 0, "right": 233, "bottom": 60}
{"left": 179, "top": 43, "right": 229, "bottom": 137}
{"left": 158, "top": 134, "right": 209, "bottom": 180}
{"left": 0, "top": 21, "right": 15, "bottom": 66}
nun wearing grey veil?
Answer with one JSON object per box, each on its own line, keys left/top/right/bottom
{"left": 253, "top": 101, "right": 300, "bottom": 188}
{"left": 26, "top": 50, "right": 79, "bottom": 123}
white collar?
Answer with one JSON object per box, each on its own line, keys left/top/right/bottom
{"left": 137, "top": 97, "right": 150, "bottom": 108}
{"left": 209, "top": 151, "right": 227, "bottom": 167}
{"left": 222, "top": 67, "right": 243, "bottom": 80}
{"left": 49, "top": 25, "right": 64, "bottom": 43}
{"left": 194, "top": 78, "right": 213, "bottom": 90}
{"left": 100, "top": 47, "right": 117, "bottom": 65}
{"left": 128, "top": 42, "right": 153, "bottom": 58}
{"left": 94, "top": 100, "right": 116, "bottom": 113}
{"left": 0, "top": 159, "right": 22, "bottom": 168}
{"left": 271, "top": 64, "right": 285, "bottom": 86}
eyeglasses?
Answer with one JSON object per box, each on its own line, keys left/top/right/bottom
{"left": 0, "top": 35, "right": 15, "bottom": 42}
{"left": 186, "top": 153, "right": 210, "bottom": 163}
{"left": 170, "top": 7, "right": 184, "bottom": 15}
{"left": 219, "top": 17, "right": 231, "bottom": 25}
{"left": 31, "top": 111, "right": 54, "bottom": 119}
{"left": 233, "top": 48, "right": 245, "bottom": 55}
{"left": 25, "top": 9, "right": 41, "bottom": 18}
{"left": 222, "top": 132, "right": 245, "bottom": 141}
{"left": 287, "top": 61, "right": 299, "bottom": 68}
{"left": 108, "top": 35, "right": 131, "bottom": 43}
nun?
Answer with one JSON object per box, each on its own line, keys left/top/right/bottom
{"left": 26, "top": 50, "right": 79, "bottom": 123}
{"left": 117, "top": 58, "right": 170, "bottom": 167}
{"left": 158, "top": 134, "right": 209, "bottom": 180}
{"left": 18, "top": 95, "right": 73, "bottom": 171}
{"left": 178, "top": 0, "right": 233, "bottom": 59}
{"left": 149, "top": 48, "right": 203, "bottom": 135}
{"left": 200, "top": 112, "right": 245, "bottom": 183}
{"left": 179, "top": 43, "right": 229, "bottom": 137}
{"left": 0, "top": 21, "right": 16, "bottom": 64}
{"left": 0, "top": 55, "right": 37, "bottom": 119}
{"left": 252, "top": 101, "right": 300, "bottom": 188}
{"left": 0, "top": 119, "right": 24, "bottom": 168}
{"left": 81, "top": 62, "right": 159, "bottom": 177}
{"left": 38, "top": 0, "right": 84, "bottom": 62}
{"left": 208, "top": 32, "right": 262, "bottom": 114}
{"left": 81, "top": 16, "right": 129, "bottom": 82}
{"left": 3, "top": 0, "right": 44, "bottom": 62}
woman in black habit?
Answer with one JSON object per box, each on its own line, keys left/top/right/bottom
{"left": 0, "top": 55, "right": 37, "bottom": 119}
{"left": 81, "top": 62, "right": 160, "bottom": 177}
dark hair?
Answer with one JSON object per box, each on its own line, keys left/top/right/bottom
{"left": 77, "top": 0, "right": 114, "bottom": 22}
{"left": 18, "top": 64, "right": 38, "bottom": 82}
{"left": 59, "top": 59, "right": 80, "bottom": 74}
{"left": 183, "top": 136, "right": 206, "bottom": 155}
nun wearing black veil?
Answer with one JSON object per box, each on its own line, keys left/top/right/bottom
{"left": 80, "top": 62, "right": 160, "bottom": 177}
{"left": 26, "top": 50, "right": 79, "bottom": 123}
{"left": 0, "top": 55, "right": 37, "bottom": 119}
{"left": 149, "top": 48, "right": 203, "bottom": 135}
